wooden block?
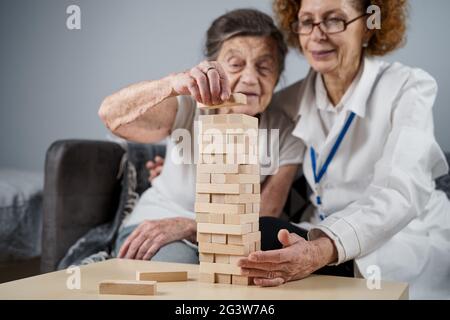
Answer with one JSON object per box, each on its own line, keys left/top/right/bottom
{"left": 197, "top": 164, "right": 239, "bottom": 174}
{"left": 253, "top": 184, "right": 261, "bottom": 194}
{"left": 198, "top": 242, "right": 250, "bottom": 256}
{"left": 195, "top": 193, "right": 210, "bottom": 203}
{"left": 255, "top": 241, "right": 261, "bottom": 251}
{"left": 209, "top": 213, "right": 224, "bottom": 224}
{"left": 239, "top": 164, "right": 260, "bottom": 175}
{"left": 253, "top": 203, "right": 260, "bottom": 213}
{"left": 200, "top": 153, "right": 257, "bottom": 165}
{"left": 215, "top": 274, "right": 232, "bottom": 284}
{"left": 245, "top": 203, "right": 253, "bottom": 213}
{"left": 196, "top": 183, "right": 252, "bottom": 195}
{"left": 215, "top": 254, "right": 230, "bottom": 264}
{"left": 99, "top": 280, "right": 156, "bottom": 296}
{"left": 200, "top": 262, "right": 242, "bottom": 276}
{"left": 198, "top": 273, "right": 215, "bottom": 283}
{"left": 197, "top": 93, "right": 247, "bottom": 110}
{"left": 224, "top": 213, "right": 259, "bottom": 225}
{"left": 200, "top": 114, "right": 258, "bottom": 127}
{"left": 199, "top": 253, "right": 214, "bottom": 263}
{"left": 195, "top": 202, "right": 245, "bottom": 214}
{"left": 227, "top": 231, "right": 261, "bottom": 245}
{"left": 229, "top": 255, "right": 247, "bottom": 265}
{"left": 201, "top": 125, "right": 258, "bottom": 136}
{"left": 197, "top": 173, "right": 210, "bottom": 183}
{"left": 197, "top": 223, "right": 252, "bottom": 235}
{"left": 232, "top": 275, "right": 253, "bottom": 286}
{"left": 211, "top": 174, "right": 259, "bottom": 184}
{"left": 195, "top": 213, "right": 210, "bottom": 223}
{"left": 197, "top": 232, "right": 211, "bottom": 243}
{"left": 211, "top": 194, "right": 225, "bottom": 204}
{"left": 249, "top": 242, "right": 256, "bottom": 252}
{"left": 136, "top": 271, "right": 188, "bottom": 282}
{"left": 212, "top": 234, "right": 227, "bottom": 244}
{"left": 224, "top": 193, "right": 261, "bottom": 204}
{"left": 252, "top": 221, "right": 259, "bottom": 232}
{"left": 200, "top": 143, "right": 228, "bottom": 155}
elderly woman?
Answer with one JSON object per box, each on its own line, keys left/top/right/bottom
{"left": 98, "top": 9, "right": 304, "bottom": 264}
{"left": 238, "top": 0, "right": 450, "bottom": 299}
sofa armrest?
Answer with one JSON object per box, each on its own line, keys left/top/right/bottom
{"left": 41, "top": 140, "right": 125, "bottom": 273}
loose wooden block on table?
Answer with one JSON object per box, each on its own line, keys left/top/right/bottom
{"left": 136, "top": 271, "right": 188, "bottom": 282}
{"left": 99, "top": 280, "right": 157, "bottom": 296}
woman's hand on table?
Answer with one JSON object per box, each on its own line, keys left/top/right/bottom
{"left": 118, "top": 217, "right": 196, "bottom": 260}
{"left": 238, "top": 229, "right": 338, "bottom": 287}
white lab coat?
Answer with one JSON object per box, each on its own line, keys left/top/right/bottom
{"left": 271, "top": 57, "right": 450, "bottom": 299}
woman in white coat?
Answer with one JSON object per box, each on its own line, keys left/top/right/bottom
{"left": 238, "top": 0, "right": 450, "bottom": 299}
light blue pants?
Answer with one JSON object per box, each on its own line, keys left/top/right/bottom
{"left": 114, "top": 225, "right": 199, "bottom": 264}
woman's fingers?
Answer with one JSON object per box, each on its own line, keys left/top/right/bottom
{"left": 142, "top": 234, "right": 165, "bottom": 260}
{"left": 118, "top": 226, "right": 142, "bottom": 258}
{"left": 253, "top": 277, "right": 286, "bottom": 287}
{"left": 238, "top": 260, "right": 280, "bottom": 271}
{"left": 135, "top": 238, "right": 153, "bottom": 260}
{"left": 206, "top": 68, "right": 221, "bottom": 105}
{"left": 125, "top": 234, "right": 147, "bottom": 259}
{"left": 246, "top": 248, "right": 291, "bottom": 264}
{"left": 190, "top": 67, "right": 211, "bottom": 105}
{"left": 241, "top": 267, "right": 285, "bottom": 279}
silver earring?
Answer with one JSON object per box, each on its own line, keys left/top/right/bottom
{"left": 363, "top": 42, "right": 369, "bottom": 48}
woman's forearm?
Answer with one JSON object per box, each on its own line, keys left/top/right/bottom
{"left": 98, "top": 75, "right": 179, "bottom": 143}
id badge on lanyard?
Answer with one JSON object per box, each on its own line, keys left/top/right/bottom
{"left": 311, "top": 111, "right": 356, "bottom": 221}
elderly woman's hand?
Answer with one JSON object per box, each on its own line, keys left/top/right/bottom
{"left": 171, "top": 60, "right": 231, "bottom": 106}
{"left": 238, "top": 229, "right": 338, "bottom": 287}
{"left": 118, "top": 217, "right": 196, "bottom": 260}
{"left": 146, "top": 156, "right": 165, "bottom": 183}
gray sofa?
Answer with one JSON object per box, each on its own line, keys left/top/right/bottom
{"left": 39, "top": 139, "right": 450, "bottom": 273}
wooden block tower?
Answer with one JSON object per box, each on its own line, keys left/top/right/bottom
{"left": 195, "top": 111, "right": 261, "bottom": 286}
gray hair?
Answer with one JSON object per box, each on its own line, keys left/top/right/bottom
{"left": 205, "top": 9, "right": 288, "bottom": 78}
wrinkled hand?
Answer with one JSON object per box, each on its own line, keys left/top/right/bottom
{"left": 118, "top": 217, "right": 196, "bottom": 260}
{"left": 146, "top": 156, "right": 165, "bottom": 183}
{"left": 238, "top": 229, "right": 337, "bottom": 287}
{"left": 171, "top": 60, "right": 231, "bottom": 106}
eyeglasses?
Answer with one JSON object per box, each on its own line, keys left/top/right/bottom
{"left": 291, "top": 13, "right": 368, "bottom": 35}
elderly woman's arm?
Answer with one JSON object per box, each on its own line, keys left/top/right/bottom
{"left": 98, "top": 77, "right": 178, "bottom": 143}
{"left": 98, "top": 61, "right": 230, "bottom": 143}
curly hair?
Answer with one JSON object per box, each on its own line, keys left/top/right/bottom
{"left": 272, "top": 0, "right": 408, "bottom": 56}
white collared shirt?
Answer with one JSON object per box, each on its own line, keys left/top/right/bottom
{"left": 270, "top": 57, "right": 450, "bottom": 299}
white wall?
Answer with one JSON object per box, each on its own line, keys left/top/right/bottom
{"left": 1, "top": 0, "right": 449, "bottom": 172}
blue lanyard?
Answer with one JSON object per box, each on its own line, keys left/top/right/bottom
{"left": 310, "top": 111, "right": 356, "bottom": 208}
